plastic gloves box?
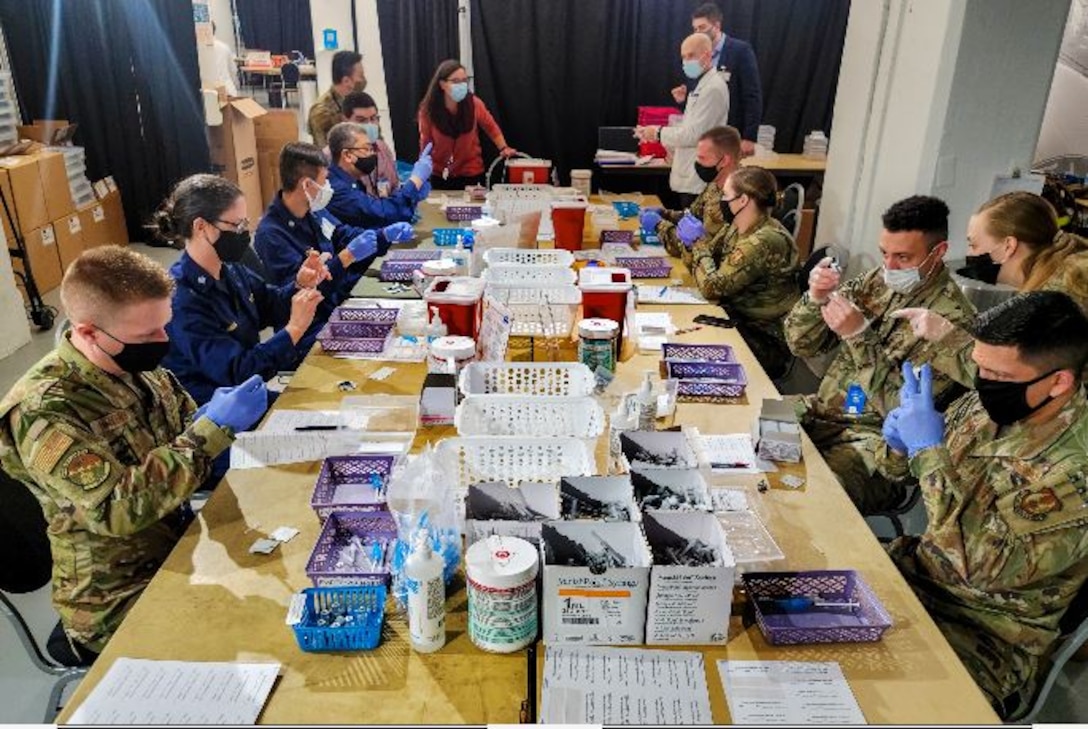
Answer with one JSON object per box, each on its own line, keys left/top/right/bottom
{"left": 465, "top": 481, "right": 560, "bottom": 546}
{"left": 643, "top": 511, "right": 734, "bottom": 645}
{"left": 541, "top": 521, "right": 651, "bottom": 645}
{"left": 756, "top": 398, "right": 803, "bottom": 463}
{"left": 419, "top": 373, "right": 457, "bottom": 427}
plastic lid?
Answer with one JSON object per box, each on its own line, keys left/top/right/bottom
{"left": 421, "top": 259, "right": 458, "bottom": 276}
{"left": 471, "top": 216, "right": 501, "bottom": 231}
{"left": 466, "top": 535, "right": 539, "bottom": 589}
{"left": 430, "top": 335, "right": 476, "bottom": 359}
{"left": 507, "top": 158, "right": 552, "bottom": 168}
{"left": 570, "top": 169, "right": 592, "bottom": 178}
{"left": 579, "top": 318, "right": 619, "bottom": 339}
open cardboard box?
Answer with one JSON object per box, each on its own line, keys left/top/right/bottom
{"left": 643, "top": 510, "right": 735, "bottom": 645}
{"left": 541, "top": 520, "right": 650, "bottom": 645}
{"left": 559, "top": 476, "right": 639, "bottom": 522}
{"left": 465, "top": 481, "right": 559, "bottom": 546}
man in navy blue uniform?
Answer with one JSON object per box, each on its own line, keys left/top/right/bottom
{"left": 674, "top": 3, "right": 763, "bottom": 157}
{"left": 254, "top": 142, "right": 414, "bottom": 319}
{"left": 326, "top": 121, "right": 433, "bottom": 229}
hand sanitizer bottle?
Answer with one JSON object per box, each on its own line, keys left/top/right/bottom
{"left": 637, "top": 371, "right": 656, "bottom": 431}
{"left": 406, "top": 531, "right": 446, "bottom": 653}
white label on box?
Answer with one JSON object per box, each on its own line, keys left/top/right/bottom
{"left": 105, "top": 175, "right": 117, "bottom": 192}
{"left": 92, "top": 205, "right": 105, "bottom": 223}
{"left": 68, "top": 215, "right": 82, "bottom": 235}
{"left": 41, "top": 226, "right": 55, "bottom": 246}
{"left": 94, "top": 181, "right": 109, "bottom": 199}
{"left": 647, "top": 567, "right": 732, "bottom": 644}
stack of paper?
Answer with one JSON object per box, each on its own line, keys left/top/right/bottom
{"left": 636, "top": 285, "right": 708, "bottom": 305}
{"left": 718, "top": 660, "right": 866, "bottom": 725}
{"left": 594, "top": 149, "right": 639, "bottom": 165}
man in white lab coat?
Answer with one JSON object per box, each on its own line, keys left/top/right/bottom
{"left": 636, "top": 34, "right": 730, "bottom": 208}
{"left": 210, "top": 22, "right": 238, "bottom": 97}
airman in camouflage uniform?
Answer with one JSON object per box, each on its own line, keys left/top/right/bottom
{"left": 0, "top": 247, "right": 240, "bottom": 661}
{"left": 784, "top": 195, "right": 975, "bottom": 514}
{"left": 880, "top": 292, "right": 1088, "bottom": 718}
{"left": 691, "top": 214, "right": 800, "bottom": 377}
{"left": 657, "top": 180, "right": 728, "bottom": 263}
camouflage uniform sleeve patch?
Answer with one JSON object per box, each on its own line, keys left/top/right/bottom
{"left": 62, "top": 449, "right": 111, "bottom": 490}
{"left": 30, "top": 429, "right": 73, "bottom": 473}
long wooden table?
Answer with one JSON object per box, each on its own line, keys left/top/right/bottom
{"left": 599, "top": 153, "right": 827, "bottom": 177}
{"left": 57, "top": 199, "right": 998, "bottom": 725}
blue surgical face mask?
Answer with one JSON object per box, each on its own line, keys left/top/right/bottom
{"left": 449, "top": 82, "right": 469, "bottom": 103}
{"left": 683, "top": 60, "right": 704, "bottom": 80}
{"left": 361, "top": 122, "right": 380, "bottom": 143}
{"left": 882, "top": 247, "right": 938, "bottom": 294}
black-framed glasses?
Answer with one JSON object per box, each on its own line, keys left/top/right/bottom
{"left": 214, "top": 218, "right": 250, "bottom": 234}
{"left": 346, "top": 146, "right": 376, "bottom": 157}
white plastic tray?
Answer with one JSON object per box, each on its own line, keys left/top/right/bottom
{"left": 484, "top": 284, "right": 582, "bottom": 337}
{"left": 481, "top": 264, "right": 577, "bottom": 286}
{"left": 483, "top": 248, "right": 574, "bottom": 268}
{"left": 458, "top": 362, "right": 596, "bottom": 397}
{"left": 455, "top": 395, "right": 605, "bottom": 437}
{"left": 436, "top": 436, "right": 595, "bottom": 489}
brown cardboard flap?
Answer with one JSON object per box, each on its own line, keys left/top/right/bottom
{"left": 224, "top": 97, "right": 267, "bottom": 119}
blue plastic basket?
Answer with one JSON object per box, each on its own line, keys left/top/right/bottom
{"left": 290, "top": 585, "right": 386, "bottom": 652}
{"left": 432, "top": 228, "right": 475, "bottom": 248}
{"left": 612, "top": 201, "right": 640, "bottom": 219}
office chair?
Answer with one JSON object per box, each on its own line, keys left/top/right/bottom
{"left": 274, "top": 62, "right": 301, "bottom": 109}
{"left": 773, "top": 182, "right": 805, "bottom": 239}
{"left": 865, "top": 483, "right": 922, "bottom": 543}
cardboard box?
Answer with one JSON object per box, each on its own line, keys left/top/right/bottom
{"left": 17, "top": 119, "right": 77, "bottom": 146}
{"left": 541, "top": 520, "right": 651, "bottom": 645}
{"left": 77, "top": 201, "right": 109, "bottom": 250}
{"left": 254, "top": 110, "right": 297, "bottom": 209}
{"left": 643, "top": 510, "right": 735, "bottom": 645}
{"left": 559, "top": 476, "right": 640, "bottom": 522}
{"left": 465, "top": 481, "right": 559, "bottom": 546}
{"left": 0, "top": 153, "right": 48, "bottom": 237}
{"left": 38, "top": 151, "right": 75, "bottom": 220}
{"left": 11, "top": 223, "right": 63, "bottom": 299}
{"left": 53, "top": 213, "right": 85, "bottom": 271}
{"left": 756, "top": 398, "right": 803, "bottom": 463}
{"left": 99, "top": 189, "right": 129, "bottom": 247}
{"left": 207, "top": 96, "right": 267, "bottom": 219}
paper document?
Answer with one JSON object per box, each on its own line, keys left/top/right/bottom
{"left": 636, "top": 285, "right": 708, "bottom": 305}
{"left": 696, "top": 434, "right": 760, "bottom": 473}
{"left": 68, "top": 658, "right": 280, "bottom": 725}
{"left": 719, "top": 660, "right": 866, "bottom": 725}
{"left": 542, "top": 646, "right": 713, "bottom": 725}
{"left": 229, "top": 431, "right": 406, "bottom": 469}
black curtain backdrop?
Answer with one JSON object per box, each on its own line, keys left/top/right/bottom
{"left": 467, "top": 0, "right": 849, "bottom": 183}
{"left": 0, "top": 0, "right": 210, "bottom": 243}
{"left": 376, "top": 0, "right": 460, "bottom": 162}
{"left": 236, "top": 0, "right": 315, "bottom": 57}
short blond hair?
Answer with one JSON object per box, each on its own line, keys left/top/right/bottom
{"left": 60, "top": 246, "right": 174, "bottom": 323}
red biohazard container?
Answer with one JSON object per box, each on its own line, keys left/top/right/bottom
{"left": 507, "top": 158, "right": 553, "bottom": 185}
{"left": 551, "top": 201, "right": 589, "bottom": 251}
{"left": 579, "top": 267, "right": 633, "bottom": 339}
{"left": 424, "top": 277, "right": 486, "bottom": 338}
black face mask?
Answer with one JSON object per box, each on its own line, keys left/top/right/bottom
{"left": 975, "top": 369, "right": 1058, "bottom": 426}
{"left": 97, "top": 328, "right": 170, "bottom": 373}
{"left": 720, "top": 195, "right": 745, "bottom": 226}
{"left": 353, "top": 154, "right": 378, "bottom": 175}
{"left": 694, "top": 158, "right": 722, "bottom": 183}
{"left": 964, "top": 253, "right": 1002, "bottom": 285}
{"left": 215, "top": 229, "right": 252, "bottom": 263}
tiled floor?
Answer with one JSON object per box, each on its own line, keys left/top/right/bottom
{"left": 1, "top": 243, "right": 1087, "bottom": 723}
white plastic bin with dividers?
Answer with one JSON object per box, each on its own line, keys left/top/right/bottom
{"left": 458, "top": 362, "right": 596, "bottom": 397}
{"left": 482, "top": 248, "right": 573, "bottom": 268}
{"left": 484, "top": 283, "right": 582, "bottom": 337}
{"left": 455, "top": 395, "right": 605, "bottom": 437}
{"left": 436, "top": 436, "right": 595, "bottom": 490}
{"left": 480, "top": 264, "right": 576, "bottom": 287}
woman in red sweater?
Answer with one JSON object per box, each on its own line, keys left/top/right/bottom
{"left": 418, "top": 59, "right": 517, "bottom": 190}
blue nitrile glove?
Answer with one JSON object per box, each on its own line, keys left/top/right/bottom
{"left": 413, "top": 142, "right": 434, "bottom": 181}
{"left": 204, "top": 375, "right": 269, "bottom": 433}
{"left": 347, "top": 230, "right": 378, "bottom": 261}
{"left": 382, "top": 222, "right": 414, "bottom": 243}
{"left": 640, "top": 209, "right": 662, "bottom": 232}
{"left": 194, "top": 386, "right": 230, "bottom": 422}
{"left": 417, "top": 179, "right": 432, "bottom": 199}
{"left": 677, "top": 212, "right": 705, "bottom": 247}
{"left": 881, "top": 407, "right": 907, "bottom": 455}
{"left": 897, "top": 362, "right": 945, "bottom": 458}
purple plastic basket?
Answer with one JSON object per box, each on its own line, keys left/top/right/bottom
{"left": 379, "top": 262, "right": 424, "bottom": 282}
{"left": 334, "top": 307, "right": 399, "bottom": 323}
{"left": 662, "top": 343, "right": 737, "bottom": 363}
{"left": 386, "top": 249, "right": 445, "bottom": 262}
{"left": 665, "top": 361, "right": 748, "bottom": 401}
{"left": 614, "top": 256, "right": 673, "bottom": 278}
{"left": 445, "top": 205, "right": 483, "bottom": 222}
{"left": 599, "top": 230, "right": 634, "bottom": 245}
{"left": 323, "top": 315, "right": 395, "bottom": 339}
{"left": 317, "top": 332, "right": 391, "bottom": 354}
{"left": 306, "top": 511, "right": 398, "bottom": 587}
{"left": 743, "top": 570, "right": 893, "bottom": 645}
{"left": 310, "top": 455, "right": 398, "bottom": 520}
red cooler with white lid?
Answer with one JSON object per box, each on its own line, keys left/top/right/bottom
{"left": 506, "top": 158, "right": 552, "bottom": 185}
{"left": 424, "top": 276, "right": 486, "bottom": 338}
{"left": 578, "top": 266, "right": 633, "bottom": 339}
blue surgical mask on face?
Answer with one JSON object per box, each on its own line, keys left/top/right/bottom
{"left": 683, "top": 60, "right": 704, "bottom": 80}
{"left": 361, "top": 122, "right": 380, "bottom": 143}
{"left": 449, "top": 82, "right": 469, "bottom": 103}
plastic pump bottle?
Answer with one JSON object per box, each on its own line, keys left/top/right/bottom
{"left": 427, "top": 307, "right": 448, "bottom": 341}
{"left": 406, "top": 531, "right": 446, "bottom": 653}
{"left": 637, "top": 371, "right": 656, "bottom": 431}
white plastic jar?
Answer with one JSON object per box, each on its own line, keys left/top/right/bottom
{"left": 427, "top": 335, "right": 477, "bottom": 375}
{"left": 465, "top": 536, "right": 539, "bottom": 653}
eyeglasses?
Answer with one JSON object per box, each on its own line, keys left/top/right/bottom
{"left": 214, "top": 218, "right": 250, "bottom": 234}
{"left": 446, "top": 75, "right": 472, "bottom": 84}
{"left": 346, "top": 147, "right": 375, "bottom": 157}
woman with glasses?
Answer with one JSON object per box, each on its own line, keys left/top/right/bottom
{"left": 154, "top": 174, "right": 329, "bottom": 406}
{"left": 418, "top": 59, "right": 518, "bottom": 190}
{"left": 690, "top": 166, "right": 800, "bottom": 379}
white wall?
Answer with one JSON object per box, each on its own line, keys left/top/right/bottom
{"left": 309, "top": 0, "right": 354, "bottom": 92}
{"left": 355, "top": 0, "right": 395, "bottom": 157}
{"left": 208, "top": 0, "right": 237, "bottom": 55}
{"left": 1036, "top": 0, "right": 1088, "bottom": 162}
{"left": 817, "top": 0, "right": 1070, "bottom": 271}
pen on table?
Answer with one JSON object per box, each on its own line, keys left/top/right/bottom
{"left": 294, "top": 425, "right": 340, "bottom": 431}
{"left": 658, "top": 284, "right": 669, "bottom": 297}
{"left": 710, "top": 461, "right": 753, "bottom": 469}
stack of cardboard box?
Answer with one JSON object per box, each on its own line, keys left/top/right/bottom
{"left": 1, "top": 120, "right": 129, "bottom": 300}
{"left": 254, "top": 110, "right": 300, "bottom": 209}
{"left": 207, "top": 96, "right": 268, "bottom": 221}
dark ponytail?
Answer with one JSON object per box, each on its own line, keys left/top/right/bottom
{"left": 147, "top": 174, "right": 242, "bottom": 245}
